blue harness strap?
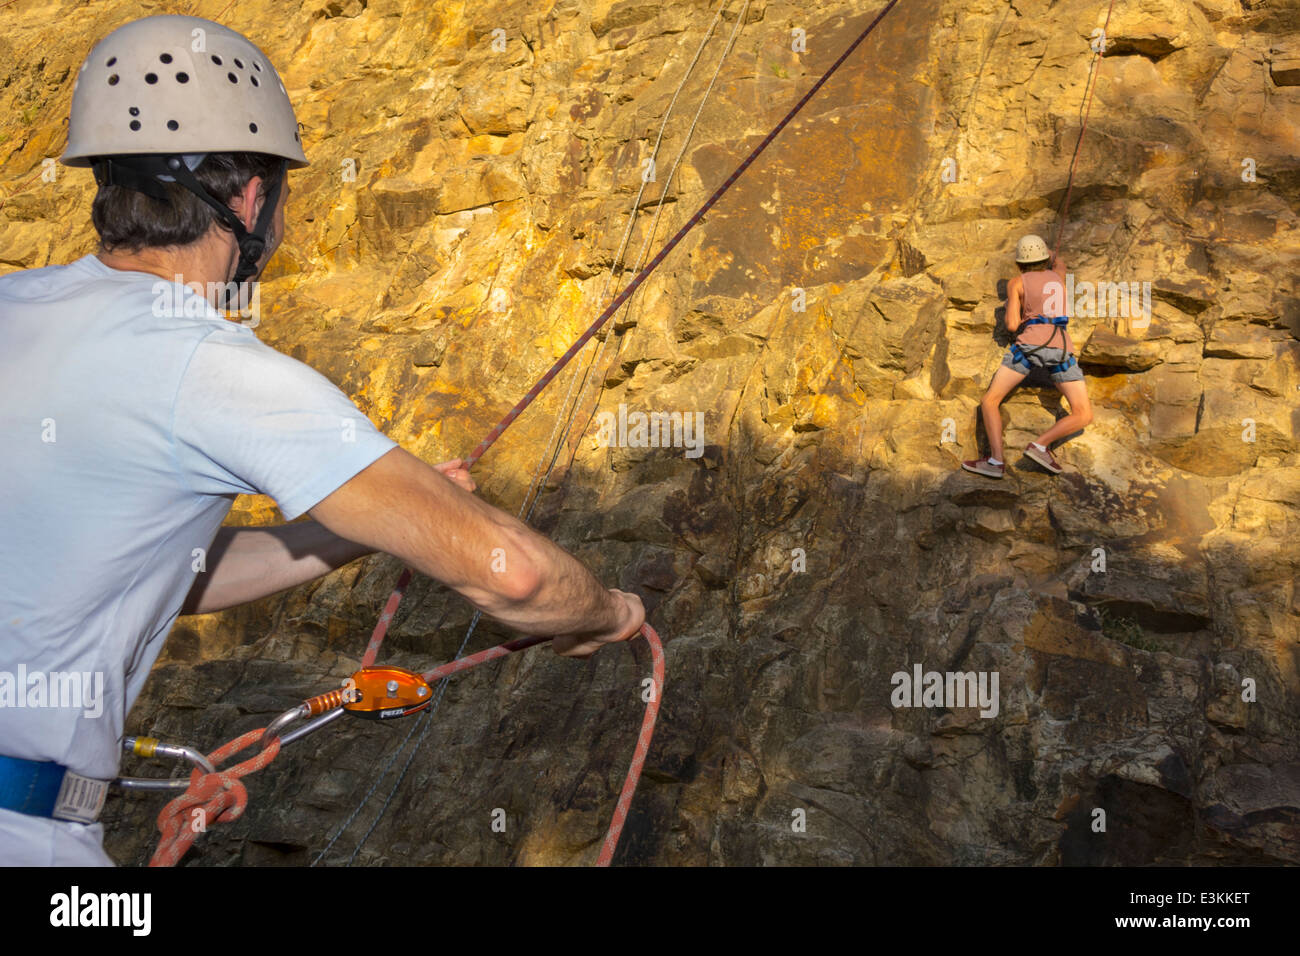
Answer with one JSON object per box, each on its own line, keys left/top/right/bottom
{"left": 1010, "top": 313, "right": 1074, "bottom": 375}
{"left": 1047, "top": 354, "right": 1078, "bottom": 375}
{"left": 0, "top": 754, "right": 67, "bottom": 817}
{"left": 0, "top": 754, "right": 108, "bottom": 823}
{"left": 1009, "top": 343, "right": 1077, "bottom": 376}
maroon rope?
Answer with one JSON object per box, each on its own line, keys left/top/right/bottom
{"left": 464, "top": 0, "right": 902, "bottom": 469}
{"left": 415, "top": 626, "right": 664, "bottom": 867}
{"left": 595, "top": 623, "right": 665, "bottom": 866}
{"left": 365, "top": 0, "right": 903, "bottom": 657}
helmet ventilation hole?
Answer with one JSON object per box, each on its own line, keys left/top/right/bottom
{"left": 159, "top": 53, "right": 173, "bottom": 64}
{"left": 233, "top": 58, "right": 244, "bottom": 69}
{"left": 129, "top": 106, "right": 139, "bottom": 116}
{"left": 211, "top": 55, "right": 223, "bottom": 65}
{"left": 228, "top": 72, "right": 238, "bottom": 84}
{"left": 145, "top": 73, "right": 158, "bottom": 84}
{"left": 167, "top": 120, "right": 179, "bottom": 131}
{"left": 253, "top": 61, "right": 262, "bottom": 72}
{"left": 250, "top": 75, "right": 259, "bottom": 87}
{"left": 107, "top": 74, "right": 119, "bottom": 85}
{"left": 129, "top": 120, "right": 141, "bottom": 131}
{"left": 106, "top": 56, "right": 117, "bottom": 67}
{"left": 249, "top": 122, "right": 258, "bottom": 133}
{"left": 176, "top": 72, "right": 189, "bottom": 83}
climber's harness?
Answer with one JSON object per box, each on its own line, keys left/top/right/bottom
{"left": 0, "top": 754, "right": 109, "bottom": 823}
{"left": 1010, "top": 314, "right": 1076, "bottom": 376}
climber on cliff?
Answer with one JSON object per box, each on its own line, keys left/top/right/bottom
{"left": 0, "top": 14, "right": 643, "bottom": 866}
{"left": 961, "top": 235, "right": 1093, "bottom": 478}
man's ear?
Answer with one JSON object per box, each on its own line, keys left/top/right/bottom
{"left": 232, "top": 176, "right": 265, "bottom": 231}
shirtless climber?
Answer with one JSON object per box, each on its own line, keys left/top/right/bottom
{"left": 962, "top": 234, "right": 1093, "bottom": 478}
{"left": 0, "top": 15, "right": 643, "bottom": 865}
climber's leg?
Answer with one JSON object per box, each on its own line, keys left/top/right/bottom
{"left": 963, "top": 364, "right": 1026, "bottom": 478}
{"left": 978, "top": 364, "right": 1027, "bottom": 462}
{"left": 1034, "top": 377, "right": 1092, "bottom": 449}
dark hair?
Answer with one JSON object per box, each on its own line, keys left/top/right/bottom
{"left": 1017, "top": 258, "right": 1051, "bottom": 273}
{"left": 91, "top": 152, "right": 282, "bottom": 254}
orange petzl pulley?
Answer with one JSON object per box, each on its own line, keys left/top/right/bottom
{"left": 341, "top": 666, "right": 433, "bottom": 721}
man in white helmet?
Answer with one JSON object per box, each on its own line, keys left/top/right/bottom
{"left": 961, "top": 234, "right": 1093, "bottom": 479}
{"left": 0, "top": 15, "right": 643, "bottom": 865}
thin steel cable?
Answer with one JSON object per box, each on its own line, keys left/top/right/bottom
{"left": 340, "top": 614, "right": 477, "bottom": 865}
{"left": 561, "top": 0, "right": 752, "bottom": 476}
{"left": 326, "top": 0, "right": 902, "bottom": 864}
{"left": 331, "top": 10, "right": 739, "bottom": 863}
{"left": 325, "top": 10, "right": 734, "bottom": 864}
{"left": 1050, "top": 0, "right": 1118, "bottom": 262}
{"left": 515, "top": 1, "right": 733, "bottom": 524}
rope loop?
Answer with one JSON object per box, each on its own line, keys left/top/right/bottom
{"left": 149, "top": 730, "right": 281, "bottom": 867}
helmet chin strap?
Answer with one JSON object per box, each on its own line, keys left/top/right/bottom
{"left": 92, "top": 154, "right": 287, "bottom": 299}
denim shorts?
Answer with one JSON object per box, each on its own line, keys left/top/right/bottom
{"left": 1002, "top": 345, "right": 1084, "bottom": 383}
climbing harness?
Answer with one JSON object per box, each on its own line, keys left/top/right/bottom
{"left": 129, "top": 0, "right": 903, "bottom": 866}
{"left": 1009, "top": 312, "right": 1075, "bottom": 376}
{"left": 1008, "top": 338, "right": 1076, "bottom": 376}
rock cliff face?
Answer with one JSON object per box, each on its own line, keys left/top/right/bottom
{"left": 3, "top": 0, "right": 1299, "bottom": 864}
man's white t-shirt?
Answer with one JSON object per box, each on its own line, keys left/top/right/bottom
{"left": 0, "top": 254, "right": 398, "bottom": 864}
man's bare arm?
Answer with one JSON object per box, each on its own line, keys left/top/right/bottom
{"left": 307, "top": 447, "right": 643, "bottom": 654}
{"left": 179, "top": 459, "right": 475, "bottom": 617}
{"left": 179, "top": 522, "right": 374, "bottom": 616}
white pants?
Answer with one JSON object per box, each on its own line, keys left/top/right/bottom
{"left": 0, "top": 806, "right": 114, "bottom": 866}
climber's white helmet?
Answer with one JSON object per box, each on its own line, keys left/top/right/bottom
{"left": 62, "top": 15, "right": 306, "bottom": 286}
{"left": 1015, "top": 234, "right": 1051, "bottom": 264}
{"left": 62, "top": 14, "right": 306, "bottom": 167}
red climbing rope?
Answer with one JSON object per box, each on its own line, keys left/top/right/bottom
{"left": 415, "top": 623, "right": 666, "bottom": 866}
{"left": 361, "top": 569, "right": 409, "bottom": 668}
{"left": 460, "top": 0, "right": 902, "bottom": 472}
{"left": 149, "top": 730, "right": 281, "bottom": 867}
{"left": 1050, "top": 0, "right": 1119, "bottom": 263}
{"left": 596, "top": 623, "right": 665, "bottom": 867}
{"left": 151, "top": 626, "right": 663, "bottom": 866}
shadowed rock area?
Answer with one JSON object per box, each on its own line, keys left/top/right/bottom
{"left": 2, "top": 0, "right": 1299, "bottom": 865}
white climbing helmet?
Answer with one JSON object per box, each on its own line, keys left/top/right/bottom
{"left": 62, "top": 16, "right": 308, "bottom": 284}
{"left": 61, "top": 14, "right": 307, "bottom": 168}
{"left": 1015, "top": 234, "right": 1051, "bottom": 264}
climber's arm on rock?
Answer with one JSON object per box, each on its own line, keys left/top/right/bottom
{"left": 178, "top": 459, "right": 475, "bottom": 618}
{"left": 1005, "top": 276, "right": 1023, "bottom": 335}
{"left": 307, "top": 447, "right": 645, "bottom": 658}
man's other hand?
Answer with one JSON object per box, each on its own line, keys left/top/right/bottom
{"left": 433, "top": 458, "right": 476, "bottom": 493}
